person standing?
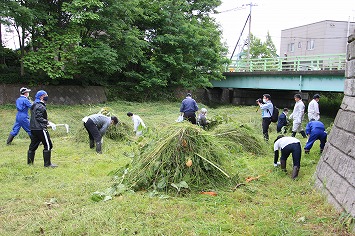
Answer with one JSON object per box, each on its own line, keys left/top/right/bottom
{"left": 7, "top": 87, "right": 33, "bottom": 145}
{"left": 308, "top": 94, "right": 320, "bottom": 121}
{"left": 127, "top": 112, "right": 146, "bottom": 136}
{"left": 27, "top": 90, "right": 58, "bottom": 167}
{"left": 180, "top": 93, "right": 198, "bottom": 124}
{"left": 257, "top": 94, "right": 273, "bottom": 141}
{"left": 82, "top": 114, "right": 118, "bottom": 153}
{"left": 304, "top": 120, "right": 327, "bottom": 154}
{"left": 273, "top": 135, "right": 302, "bottom": 179}
{"left": 289, "top": 94, "right": 307, "bottom": 138}
{"left": 277, "top": 108, "right": 289, "bottom": 133}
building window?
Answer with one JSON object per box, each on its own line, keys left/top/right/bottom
{"left": 298, "top": 42, "right": 302, "bottom": 48}
{"left": 288, "top": 43, "right": 295, "bottom": 52}
{"left": 307, "top": 40, "right": 314, "bottom": 50}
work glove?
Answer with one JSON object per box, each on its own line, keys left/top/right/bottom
{"left": 48, "top": 121, "right": 56, "bottom": 130}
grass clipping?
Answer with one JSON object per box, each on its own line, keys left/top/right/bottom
{"left": 123, "top": 122, "right": 238, "bottom": 193}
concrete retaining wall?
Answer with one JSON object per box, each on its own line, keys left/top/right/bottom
{"left": 314, "top": 34, "right": 355, "bottom": 218}
{"left": 0, "top": 85, "right": 107, "bottom": 105}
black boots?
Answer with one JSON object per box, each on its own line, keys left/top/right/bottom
{"left": 27, "top": 150, "right": 35, "bottom": 164}
{"left": 280, "top": 159, "right": 287, "bottom": 172}
{"left": 90, "top": 139, "right": 95, "bottom": 149}
{"left": 96, "top": 142, "right": 102, "bottom": 154}
{"left": 300, "top": 131, "right": 307, "bottom": 138}
{"left": 43, "top": 150, "right": 58, "bottom": 168}
{"left": 263, "top": 133, "right": 269, "bottom": 141}
{"left": 6, "top": 134, "right": 14, "bottom": 145}
{"left": 292, "top": 166, "right": 300, "bottom": 179}
{"left": 291, "top": 132, "right": 296, "bottom": 137}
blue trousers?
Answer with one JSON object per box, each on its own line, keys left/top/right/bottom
{"left": 304, "top": 130, "right": 327, "bottom": 151}
{"left": 10, "top": 113, "right": 31, "bottom": 137}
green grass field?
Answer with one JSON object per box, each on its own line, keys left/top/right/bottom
{"left": 0, "top": 101, "right": 353, "bottom": 235}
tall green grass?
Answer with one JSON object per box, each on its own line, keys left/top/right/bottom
{"left": 0, "top": 101, "right": 353, "bottom": 235}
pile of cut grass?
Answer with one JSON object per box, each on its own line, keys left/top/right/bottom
{"left": 122, "top": 122, "right": 239, "bottom": 193}
{"left": 212, "top": 122, "right": 268, "bottom": 156}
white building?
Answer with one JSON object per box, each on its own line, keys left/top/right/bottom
{"left": 280, "top": 20, "right": 355, "bottom": 57}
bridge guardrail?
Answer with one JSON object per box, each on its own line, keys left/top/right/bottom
{"left": 227, "top": 54, "right": 346, "bottom": 72}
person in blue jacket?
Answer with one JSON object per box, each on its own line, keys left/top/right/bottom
{"left": 256, "top": 94, "right": 273, "bottom": 141}
{"left": 7, "top": 87, "right": 33, "bottom": 145}
{"left": 277, "top": 108, "right": 289, "bottom": 133}
{"left": 304, "top": 120, "right": 327, "bottom": 154}
{"left": 180, "top": 93, "right": 199, "bottom": 124}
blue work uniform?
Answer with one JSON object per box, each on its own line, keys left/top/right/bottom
{"left": 304, "top": 121, "right": 327, "bottom": 152}
{"left": 10, "top": 95, "right": 32, "bottom": 137}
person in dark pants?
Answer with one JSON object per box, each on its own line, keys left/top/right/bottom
{"left": 7, "top": 87, "right": 33, "bottom": 145}
{"left": 274, "top": 135, "right": 302, "bottom": 179}
{"left": 27, "top": 90, "right": 57, "bottom": 168}
{"left": 82, "top": 114, "right": 118, "bottom": 154}
{"left": 257, "top": 94, "right": 273, "bottom": 141}
{"left": 304, "top": 120, "right": 327, "bottom": 154}
{"left": 277, "top": 108, "right": 289, "bottom": 133}
{"left": 180, "top": 93, "right": 198, "bottom": 124}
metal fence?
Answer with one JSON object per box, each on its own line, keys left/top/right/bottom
{"left": 227, "top": 54, "right": 346, "bottom": 72}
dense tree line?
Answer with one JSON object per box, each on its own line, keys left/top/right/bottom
{"left": 0, "top": 0, "right": 229, "bottom": 98}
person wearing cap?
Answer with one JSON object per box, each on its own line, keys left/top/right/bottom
{"left": 127, "top": 112, "right": 146, "bottom": 136}
{"left": 82, "top": 114, "right": 118, "bottom": 153}
{"left": 308, "top": 94, "right": 320, "bottom": 121}
{"left": 7, "top": 87, "right": 33, "bottom": 145}
{"left": 180, "top": 93, "right": 199, "bottom": 124}
{"left": 27, "top": 90, "right": 58, "bottom": 167}
{"left": 289, "top": 94, "right": 307, "bottom": 138}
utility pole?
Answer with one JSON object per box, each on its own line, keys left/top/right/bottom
{"left": 246, "top": 2, "right": 257, "bottom": 61}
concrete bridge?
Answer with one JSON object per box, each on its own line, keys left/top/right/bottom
{"left": 206, "top": 54, "right": 346, "bottom": 107}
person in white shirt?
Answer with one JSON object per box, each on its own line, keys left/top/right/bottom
{"left": 289, "top": 94, "right": 307, "bottom": 138}
{"left": 127, "top": 112, "right": 146, "bottom": 136}
{"left": 307, "top": 94, "right": 320, "bottom": 121}
{"left": 274, "top": 135, "right": 302, "bottom": 179}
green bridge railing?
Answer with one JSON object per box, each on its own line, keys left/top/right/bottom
{"left": 227, "top": 53, "right": 346, "bottom": 72}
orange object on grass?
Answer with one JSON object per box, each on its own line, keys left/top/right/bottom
{"left": 200, "top": 191, "right": 217, "bottom": 196}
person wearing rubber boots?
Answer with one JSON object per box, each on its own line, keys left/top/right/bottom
{"left": 304, "top": 120, "right": 327, "bottom": 154}
{"left": 273, "top": 135, "right": 302, "bottom": 179}
{"left": 7, "top": 87, "right": 33, "bottom": 145}
{"left": 82, "top": 114, "right": 118, "bottom": 153}
{"left": 27, "top": 90, "right": 58, "bottom": 167}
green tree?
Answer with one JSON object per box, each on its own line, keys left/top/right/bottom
{"left": 242, "top": 32, "right": 277, "bottom": 59}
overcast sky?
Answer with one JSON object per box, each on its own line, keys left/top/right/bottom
{"left": 2, "top": 0, "right": 355, "bottom": 53}
{"left": 213, "top": 0, "right": 355, "bottom": 56}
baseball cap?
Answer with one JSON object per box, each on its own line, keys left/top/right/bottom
{"left": 20, "top": 87, "right": 31, "bottom": 94}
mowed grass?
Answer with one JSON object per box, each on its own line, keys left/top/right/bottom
{"left": 0, "top": 101, "right": 352, "bottom": 235}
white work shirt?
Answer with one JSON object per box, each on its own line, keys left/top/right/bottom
{"left": 289, "top": 100, "right": 305, "bottom": 123}
{"left": 132, "top": 114, "right": 146, "bottom": 132}
{"left": 308, "top": 99, "right": 320, "bottom": 121}
{"left": 274, "top": 137, "right": 300, "bottom": 151}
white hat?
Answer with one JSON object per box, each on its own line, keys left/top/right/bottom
{"left": 20, "top": 87, "right": 31, "bottom": 94}
{"left": 201, "top": 108, "right": 207, "bottom": 113}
